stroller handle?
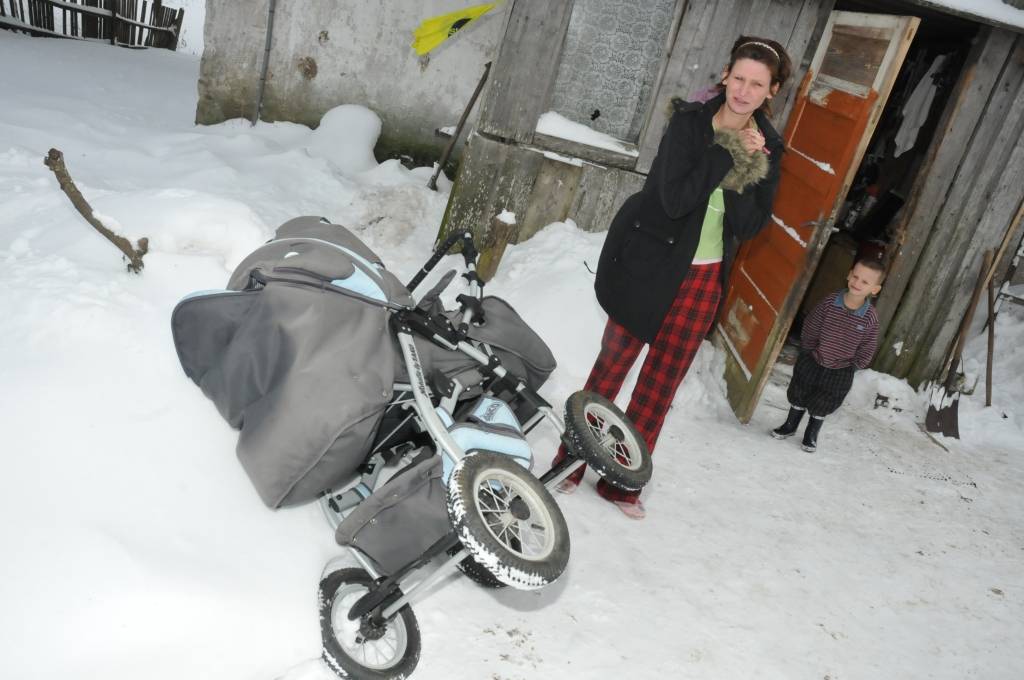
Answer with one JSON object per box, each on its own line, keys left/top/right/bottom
{"left": 406, "top": 230, "right": 478, "bottom": 293}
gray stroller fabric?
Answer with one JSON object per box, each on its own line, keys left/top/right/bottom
{"left": 172, "top": 215, "right": 557, "bottom": 517}
{"left": 172, "top": 216, "right": 412, "bottom": 508}
{"left": 334, "top": 454, "right": 449, "bottom": 575}
{"left": 401, "top": 296, "right": 557, "bottom": 390}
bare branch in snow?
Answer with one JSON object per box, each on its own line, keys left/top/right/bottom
{"left": 43, "top": 148, "right": 149, "bottom": 274}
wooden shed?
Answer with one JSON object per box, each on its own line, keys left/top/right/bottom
{"left": 440, "top": 0, "right": 1024, "bottom": 421}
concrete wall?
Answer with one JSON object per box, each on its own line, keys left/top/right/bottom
{"left": 196, "top": 0, "right": 506, "bottom": 166}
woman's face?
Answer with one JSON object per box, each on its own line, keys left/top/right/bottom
{"left": 722, "top": 58, "right": 776, "bottom": 116}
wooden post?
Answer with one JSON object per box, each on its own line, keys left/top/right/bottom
{"left": 109, "top": 0, "right": 117, "bottom": 45}
{"left": 986, "top": 274, "right": 995, "bottom": 407}
{"left": 476, "top": 213, "right": 517, "bottom": 282}
{"left": 82, "top": 0, "right": 99, "bottom": 38}
{"left": 146, "top": 0, "right": 160, "bottom": 47}
{"left": 168, "top": 6, "right": 183, "bottom": 50}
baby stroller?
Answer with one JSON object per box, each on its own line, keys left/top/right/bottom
{"left": 171, "top": 216, "right": 652, "bottom": 679}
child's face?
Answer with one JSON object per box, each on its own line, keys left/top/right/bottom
{"left": 847, "top": 263, "right": 883, "bottom": 298}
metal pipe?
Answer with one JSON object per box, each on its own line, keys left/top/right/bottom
{"left": 427, "top": 61, "right": 491, "bottom": 191}
{"left": 381, "top": 547, "right": 467, "bottom": 619}
{"left": 396, "top": 331, "right": 465, "bottom": 467}
{"left": 252, "top": 0, "right": 277, "bottom": 126}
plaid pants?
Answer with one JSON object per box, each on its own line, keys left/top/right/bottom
{"left": 787, "top": 352, "right": 854, "bottom": 417}
{"left": 556, "top": 263, "right": 722, "bottom": 502}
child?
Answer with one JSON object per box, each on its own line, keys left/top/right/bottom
{"left": 771, "top": 258, "right": 884, "bottom": 452}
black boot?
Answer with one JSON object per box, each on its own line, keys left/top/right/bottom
{"left": 771, "top": 407, "right": 805, "bottom": 439}
{"left": 802, "top": 416, "right": 823, "bottom": 452}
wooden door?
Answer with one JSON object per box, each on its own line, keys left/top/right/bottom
{"left": 716, "top": 11, "right": 919, "bottom": 422}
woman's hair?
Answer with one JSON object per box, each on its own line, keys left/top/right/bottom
{"left": 723, "top": 36, "right": 793, "bottom": 114}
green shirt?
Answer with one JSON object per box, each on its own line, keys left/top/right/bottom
{"left": 693, "top": 186, "right": 724, "bottom": 261}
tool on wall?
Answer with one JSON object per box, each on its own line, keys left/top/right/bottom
{"left": 427, "top": 61, "right": 491, "bottom": 191}
{"left": 926, "top": 199, "right": 1024, "bottom": 436}
{"left": 926, "top": 250, "right": 993, "bottom": 438}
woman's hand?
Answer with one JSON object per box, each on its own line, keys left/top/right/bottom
{"left": 738, "top": 127, "right": 766, "bottom": 155}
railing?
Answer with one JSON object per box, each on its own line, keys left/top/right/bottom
{"left": 0, "top": 0, "right": 184, "bottom": 50}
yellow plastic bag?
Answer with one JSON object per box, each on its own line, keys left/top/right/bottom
{"left": 411, "top": 3, "right": 498, "bottom": 56}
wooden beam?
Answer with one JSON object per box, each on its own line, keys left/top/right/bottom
{"left": 439, "top": 132, "right": 545, "bottom": 245}
{"left": 876, "top": 32, "right": 1024, "bottom": 384}
{"left": 567, "top": 163, "right": 645, "bottom": 234}
{"left": 530, "top": 132, "right": 638, "bottom": 170}
{"left": 876, "top": 29, "right": 1016, "bottom": 338}
{"left": 516, "top": 156, "right": 582, "bottom": 243}
{"left": 477, "top": 0, "right": 574, "bottom": 144}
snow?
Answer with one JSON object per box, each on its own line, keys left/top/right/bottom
{"left": 306, "top": 105, "right": 383, "bottom": 175}
{"left": 541, "top": 150, "right": 585, "bottom": 167}
{"left": 771, "top": 213, "right": 808, "bottom": 247}
{"left": 789, "top": 146, "right": 836, "bottom": 175}
{"left": 535, "top": 111, "right": 640, "bottom": 157}
{"left": 916, "top": 0, "right": 1024, "bottom": 30}
{"left": 2, "top": 31, "right": 1024, "bottom": 680}
{"left": 172, "top": 0, "right": 206, "bottom": 57}
{"left": 496, "top": 209, "right": 517, "bottom": 225}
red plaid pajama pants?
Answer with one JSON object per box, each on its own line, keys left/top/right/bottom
{"left": 556, "top": 262, "right": 722, "bottom": 502}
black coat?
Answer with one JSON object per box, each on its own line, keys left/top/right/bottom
{"left": 594, "top": 95, "right": 784, "bottom": 343}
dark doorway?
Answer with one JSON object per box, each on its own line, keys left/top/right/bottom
{"left": 781, "top": 0, "right": 979, "bottom": 363}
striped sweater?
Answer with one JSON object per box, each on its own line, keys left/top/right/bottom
{"left": 801, "top": 291, "right": 879, "bottom": 369}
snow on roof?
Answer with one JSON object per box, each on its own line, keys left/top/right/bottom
{"left": 913, "top": 0, "right": 1024, "bottom": 31}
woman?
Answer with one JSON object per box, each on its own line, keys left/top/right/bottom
{"left": 555, "top": 37, "right": 792, "bottom": 519}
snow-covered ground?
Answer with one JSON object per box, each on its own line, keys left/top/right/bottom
{"left": 1, "top": 33, "right": 1022, "bottom": 680}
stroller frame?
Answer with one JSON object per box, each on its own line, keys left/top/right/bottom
{"left": 317, "top": 230, "right": 586, "bottom": 622}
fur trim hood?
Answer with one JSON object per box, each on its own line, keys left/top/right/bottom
{"left": 713, "top": 128, "right": 769, "bottom": 193}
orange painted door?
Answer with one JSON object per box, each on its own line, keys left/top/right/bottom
{"left": 717, "top": 11, "right": 919, "bottom": 422}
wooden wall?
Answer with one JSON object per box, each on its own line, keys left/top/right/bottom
{"left": 442, "top": 0, "right": 832, "bottom": 256}
{"left": 875, "top": 29, "right": 1024, "bottom": 386}
{"left": 637, "top": 0, "right": 834, "bottom": 173}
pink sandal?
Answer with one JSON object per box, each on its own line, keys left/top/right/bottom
{"left": 611, "top": 498, "right": 646, "bottom": 520}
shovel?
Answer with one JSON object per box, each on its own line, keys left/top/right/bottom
{"left": 926, "top": 199, "right": 1024, "bottom": 436}
{"left": 925, "top": 250, "right": 994, "bottom": 437}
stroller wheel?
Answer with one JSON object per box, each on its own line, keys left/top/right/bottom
{"left": 564, "top": 391, "right": 652, "bottom": 491}
{"left": 447, "top": 452, "right": 570, "bottom": 591}
{"left": 319, "top": 568, "right": 421, "bottom": 680}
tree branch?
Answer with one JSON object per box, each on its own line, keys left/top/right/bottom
{"left": 43, "top": 148, "right": 148, "bottom": 273}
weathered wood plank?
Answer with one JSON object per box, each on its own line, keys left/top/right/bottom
{"left": 567, "top": 163, "right": 645, "bottom": 234}
{"left": 875, "top": 28, "right": 1017, "bottom": 346}
{"left": 876, "top": 32, "right": 1024, "bottom": 383}
{"left": 909, "top": 116, "right": 1024, "bottom": 384}
{"left": 477, "top": 0, "right": 574, "bottom": 144}
{"left": 517, "top": 155, "right": 582, "bottom": 243}
{"left": 477, "top": 213, "right": 519, "bottom": 282}
{"left": 631, "top": 0, "right": 688, "bottom": 156}
{"left": 636, "top": 0, "right": 733, "bottom": 173}
{"left": 774, "top": 0, "right": 835, "bottom": 126}
{"left": 531, "top": 132, "right": 638, "bottom": 170}
{"left": 440, "top": 132, "right": 544, "bottom": 246}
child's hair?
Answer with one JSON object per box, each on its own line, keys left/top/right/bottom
{"left": 854, "top": 257, "right": 886, "bottom": 283}
{"left": 723, "top": 36, "right": 792, "bottom": 114}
